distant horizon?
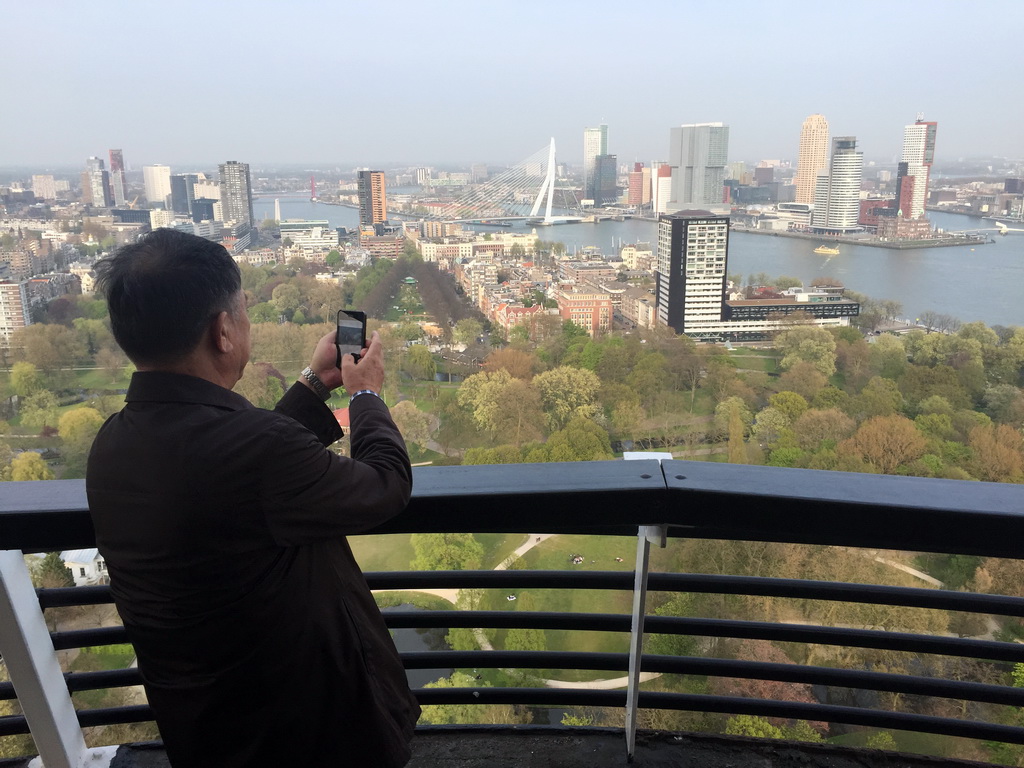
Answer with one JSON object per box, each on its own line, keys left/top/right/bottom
{"left": 1, "top": 1, "right": 1021, "bottom": 170}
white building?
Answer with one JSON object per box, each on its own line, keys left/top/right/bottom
{"left": 60, "top": 548, "right": 107, "bottom": 586}
{"left": 794, "top": 114, "right": 830, "bottom": 206}
{"left": 0, "top": 281, "right": 31, "bottom": 344}
{"left": 143, "top": 164, "right": 172, "bottom": 208}
{"left": 812, "top": 137, "right": 863, "bottom": 234}
{"left": 278, "top": 220, "right": 339, "bottom": 252}
{"left": 667, "top": 123, "right": 729, "bottom": 212}
{"left": 150, "top": 209, "right": 176, "bottom": 229}
{"left": 582, "top": 125, "right": 607, "bottom": 200}
{"left": 31, "top": 175, "right": 58, "bottom": 201}
{"left": 902, "top": 119, "right": 938, "bottom": 219}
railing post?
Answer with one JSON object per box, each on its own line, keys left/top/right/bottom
{"left": 624, "top": 524, "right": 666, "bottom": 762}
{"left": 0, "top": 550, "right": 88, "bottom": 768}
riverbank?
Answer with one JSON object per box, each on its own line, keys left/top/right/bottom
{"left": 730, "top": 225, "right": 989, "bottom": 250}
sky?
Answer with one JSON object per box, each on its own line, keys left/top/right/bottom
{"left": 3, "top": 0, "right": 1022, "bottom": 171}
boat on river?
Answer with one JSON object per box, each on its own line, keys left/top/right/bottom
{"left": 814, "top": 245, "right": 840, "bottom": 255}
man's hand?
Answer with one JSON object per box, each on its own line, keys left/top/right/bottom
{"left": 304, "top": 330, "right": 345, "bottom": 393}
{"left": 341, "top": 330, "right": 385, "bottom": 394}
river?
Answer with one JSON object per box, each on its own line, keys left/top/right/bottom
{"left": 252, "top": 198, "right": 1023, "bottom": 328}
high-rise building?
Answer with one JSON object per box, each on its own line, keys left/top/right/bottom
{"left": 794, "top": 114, "right": 830, "bottom": 205}
{"left": 108, "top": 149, "right": 127, "bottom": 207}
{"left": 82, "top": 157, "right": 112, "bottom": 208}
{"left": 652, "top": 164, "right": 672, "bottom": 214}
{"left": 655, "top": 210, "right": 729, "bottom": 334}
{"left": 357, "top": 170, "right": 387, "bottom": 226}
{"left": 595, "top": 154, "right": 618, "bottom": 207}
{"left": 0, "top": 281, "right": 31, "bottom": 344}
{"left": 218, "top": 161, "right": 254, "bottom": 227}
{"left": 31, "top": 175, "right": 58, "bottom": 201}
{"left": 628, "top": 163, "right": 646, "bottom": 207}
{"left": 143, "top": 165, "right": 172, "bottom": 208}
{"left": 582, "top": 125, "right": 608, "bottom": 201}
{"left": 170, "top": 174, "right": 199, "bottom": 215}
{"left": 901, "top": 117, "right": 938, "bottom": 219}
{"left": 812, "top": 137, "right": 863, "bottom": 234}
{"left": 667, "top": 123, "right": 729, "bottom": 211}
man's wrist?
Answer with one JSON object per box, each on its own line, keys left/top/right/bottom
{"left": 349, "top": 389, "right": 381, "bottom": 402}
{"left": 300, "top": 366, "right": 331, "bottom": 401}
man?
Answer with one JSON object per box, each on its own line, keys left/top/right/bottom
{"left": 86, "top": 229, "right": 420, "bottom": 766}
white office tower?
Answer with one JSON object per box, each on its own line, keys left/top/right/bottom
{"left": 811, "top": 137, "right": 863, "bottom": 234}
{"left": 218, "top": 161, "right": 254, "bottom": 228}
{"left": 582, "top": 124, "right": 608, "bottom": 201}
{"left": 655, "top": 210, "right": 729, "bottom": 334}
{"left": 667, "top": 123, "right": 729, "bottom": 211}
{"left": 143, "top": 165, "right": 172, "bottom": 208}
{"left": 794, "top": 114, "right": 830, "bottom": 205}
{"left": 901, "top": 118, "right": 938, "bottom": 219}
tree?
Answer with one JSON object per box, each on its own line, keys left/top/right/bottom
{"left": 390, "top": 400, "right": 433, "bottom": 451}
{"left": 533, "top": 366, "right": 601, "bottom": 430}
{"left": 32, "top": 551, "right": 75, "bottom": 588}
{"left": 403, "top": 345, "right": 437, "bottom": 381}
{"left": 724, "top": 715, "right": 784, "bottom": 739}
{"left": 96, "top": 345, "right": 127, "bottom": 383}
{"left": 58, "top": 407, "right": 104, "bottom": 451}
{"left": 483, "top": 347, "right": 538, "bottom": 380}
{"left": 777, "top": 362, "right": 827, "bottom": 401}
{"left": 411, "top": 533, "right": 483, "bottom": 571}
{"left": 533, "top": 417, "right": 614, "bottom": 462}
{"left": 840, "top": 415, "right": 928, "bottom": 474}
{"left": 419, "top": 672, "right": 531, "bottom": 726}
{"left": 774, "top": 326, "right": 837, "bottom": 377}
{"left": 9, "top": 361, "right": 42, "bottom": 396}
{"left": 490, "top": 379, "right": 545, "bottom": 446}
{"left": 453, "top": 318, "right": 483, "bottom": 347}
{"left": 19, "top": 389, "right": 60, "bottom": 431}
{"left": 505, "top": 627, "right": 546, "bottom": 651}
{"left": 792, "top": 408, "right": 856, "bottom": 451}
{"left": 968, "top": 424, "right": 1024, "bottom": 482}
{"left": 768, "top": 391, "right": 809, "bottom": 422}
{"left": 271, "top": 283, "right": 300, "bottom": 316}
{"left": 8, "top": 451, "right": 55, "bottom": 481}
{"left": 326, "top": 249, "right": 342, "bottom": 267}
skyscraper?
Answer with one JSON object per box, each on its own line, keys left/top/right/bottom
{"left": 170, "top": 174, "right": 199, "bottom": 215}
{"left": 143, "top": 165, "right": 172, "bottom": 208}
{"left": 811, "top": 137, "right": 863, "bottom": 233}
{"left": 594, "top": 154, "right": 617, "bottom": 207}
{"left": 582, "top": 125, "right": 608, "bottom": 201}
{"left": 357, "top": 170, "right": 387, "bottom": 226}
{"left": 655, "top": 210, "right": 729, "bottom": 334}
{"left": 901, "top": 117, "right": 938, "bottom": 219}
{"left": 82, "top": 157, "right": 112, "bottom": 208}
{"left": 218, "top": 161, "right": 254, "bottom": 227}
{"left": 108, "top": 149, "right": 127, "bottom": 207}
{"left": 667, "top": 123, "right": 729, "bottom": 210}
{"left": 794, "top": 114, "right": 830, "bottom": 205}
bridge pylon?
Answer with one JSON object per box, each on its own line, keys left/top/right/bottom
{"left": 528, "top": 137, "right": 557, "bottom": 224}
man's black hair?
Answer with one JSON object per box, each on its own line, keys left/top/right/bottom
{"left": 95, "top": 228, "right": 242, "bottom": 365}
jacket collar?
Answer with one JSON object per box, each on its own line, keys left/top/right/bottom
{"left": 125, "top": 371, "right": 252, "bottom": 411}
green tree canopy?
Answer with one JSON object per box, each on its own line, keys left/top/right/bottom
{"left": 775, "top": 326, "right": 838, "bottom": 378}
{"left": 411, "top": 533, "right": 484, "bottom": 571}
{"left": 533, "top": 366, "right": 601, "bottom": 430}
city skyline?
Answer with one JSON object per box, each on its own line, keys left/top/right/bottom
{"left": 1, "top": 1, "right": 1021, "bottom": 169}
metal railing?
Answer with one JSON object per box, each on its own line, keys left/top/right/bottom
{"left": 2, "top": 460, "right": 1024, "bottom": 767}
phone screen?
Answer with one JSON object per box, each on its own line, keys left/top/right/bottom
{"left": 336, "top": 310, "right": 367, "bottom": 364}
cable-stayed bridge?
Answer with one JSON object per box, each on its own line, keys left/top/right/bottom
{"left": 428, "top": 139, "right": 583, "bottom": 225}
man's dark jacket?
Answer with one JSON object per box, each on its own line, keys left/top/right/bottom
{"left": 86, "top": 372, "right": 420, "bottom": 767}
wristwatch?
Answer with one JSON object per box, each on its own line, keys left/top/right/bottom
{"left": 350, "top": 389, "right": 382, "bottom": 401}
{"left": 300, "top": 366, "right": 331, "bottom": 401}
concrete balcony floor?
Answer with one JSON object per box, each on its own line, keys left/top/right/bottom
{"left": 0, "top": 728, "right": 1002, "bottom": 768}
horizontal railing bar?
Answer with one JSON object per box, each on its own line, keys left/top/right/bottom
{"left": 371, "top": 570, "right": 1024, "bottom": 617}
{"left": 402, "top": 650, "right": 1024, "bottom": 707}
{"left": 647, "top": 573, "right": 1024, "bottom": 617}
{"left": 413, "top": 687, "right": 1024, "bottom": 745}
{"left": 0, "top": 682, "right": 13, "bottom": 701}
{"left": 5, "top": 462, "right": 1024, "bottom": 557}
{"left": 76, "top": 704, "right": 153, "bottom": 728}
{"left": 64, "top": 669, "right": 142, "bottom": 693}
{"left": 0, "top": 713, "right": 29, "bottom": 737}
{"left": 645, "top": 616, "right": 1024, "bottom": 663}
{"left": 50, "top": 626, "right": 129, "bottom": 651}
{"left": 384, "top": 610, "right": 630, "bottom": 632}
{"left": 37, "top": 585, "right": 112, "bottom": 609}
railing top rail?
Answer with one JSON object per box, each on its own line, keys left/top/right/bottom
{"left": 2, "top": 461, "right": 1023, "bottom": 557}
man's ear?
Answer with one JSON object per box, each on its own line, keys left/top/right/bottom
{"left": 211, "top": 310, "right": 233, "bottom": 355}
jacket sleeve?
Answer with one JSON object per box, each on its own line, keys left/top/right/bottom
{"left": 258, "top": 392, "right": 412, "bottom": 544}
{"left": 273, "top": 382, "right": 344, "bottom": 446}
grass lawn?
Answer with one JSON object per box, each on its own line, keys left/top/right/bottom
{"left": 829, "top": 728, "right": 972, "bottom": 759}
{"left": 350, "top": 533, "right": 415, "bottom": 572}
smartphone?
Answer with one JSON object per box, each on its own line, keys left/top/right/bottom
{"left": 336, "top": 310, "right": 367, "bottom": 366}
